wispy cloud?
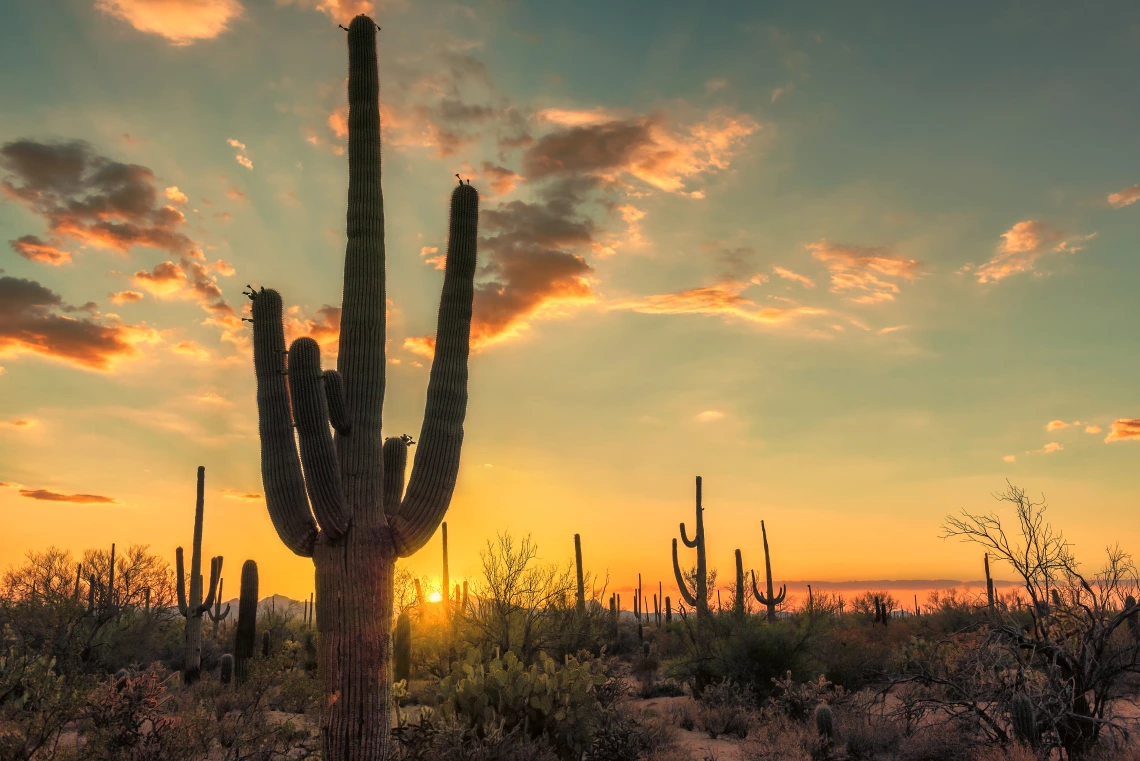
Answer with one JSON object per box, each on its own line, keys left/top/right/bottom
{"left": 227, "top": 138, "right": 253, "bottom": 170}
{"left": 1107, "top": 184, "right": 1140, "bottom": 209}
{"left": 1104, "top": 419, "right": 1140, "bottom": 443}
{"left": 1003, "top": 454, "right": 1016, "bottom": 463}
{"left": 806, "top": 240, "right": 922, "bottom": 304}
{"left": 973, "top": 221, "right": 1094, "bottom": 283}
{"left": 19, "top": 488, "right": 117, "bottom": 504}
{"left": 274, "top": 0, "right": 377, "bottom": 25}
{"left": 1045, "top": 419, "right": 1080, "bottom": 431}
{"left": 221, "top": 489, "right": 264, "bottom": 501}
{"left": 1030, "top": 442, "right": 1063, "bottom": 454}
{"left": 772, "top": 266, "right": 815, "bottom": 288}
{"left": 695, "top": 410, "right": 725, "bottom": 422}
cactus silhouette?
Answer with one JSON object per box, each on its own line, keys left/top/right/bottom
{"left": 815, "top": 704, "right": 835, "bottom": 741}
{"left": 733, "top": 549, "right": 746, "bottom": 619}
{"left": 175, "top": 467, "right": 223, "bottom": 684}
{"left": 672, "top": 476, "right": 709, "bottom": 619}
{"left": 245, "top": 14, "right": 478, "bottom": 760}
{"left": 574, "top": 533, "right": 586, "bottom": 614}
{"left": 984, "top": 553, "right": 995, "bottom": 609}
{"left": 209, "top": 576, "right": 230, "bottom": 638}
{"left": 234, "top": 560, "right": 258, "bottom": 685}
{"left": 220, "top": 653, "right": 234, "bottom": 685}
{"left": 751, "top": 520, "right": 786, "bottom": 622}
{"left": 394, "top": 611, "right": 411, "bottom": 682}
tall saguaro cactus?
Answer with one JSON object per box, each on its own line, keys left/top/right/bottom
{"left": 234, "top": 560, "right": 258, "bottom": 685}
{"left": 733, "top": 549, "right": 746, "bottom": 619}
{"left": 176, "top": 466, "right": 223, "bottom": 684}
{"left": 751, "top": 520, "right": 786, "bottom": 623}
{"left": 984, "top": 553, "right": 995, "bottom": 609}
{"left": 672, "top": 476, "right": 709, "bottom": 619}
{"left": 574, "top": 533, "right": 586, "bottom": 614}
{"left": 246, "top": 15, "right": 478, "bottom": 761}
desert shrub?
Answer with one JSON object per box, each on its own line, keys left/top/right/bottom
{"left": 695, "top": 679, "right": 754, "bottom": 739}
{"left": 768, "top": 672, "right": 844, "bottom": 721}
{"left": 637, "top": 680, "right": 685, "bottom": 699}
{"left": 391, "top": 712, "right": 560, "bottom": 761}
{"left": 437, "top": 648, "right": 608, "bottom": 757}
{"left": 78, "top": 667, "right": 191, "bottom": 761}
{"left": 0, "top": 648, "right": 85, "bottom": 761}
{"left": 842, "top": 714, "right": 905, "bottom": 759}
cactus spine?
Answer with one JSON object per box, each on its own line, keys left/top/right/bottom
{"left": 234, "top": 560, "right": 258, "bottom": 685}
{"left": 246, "top": 12, "right": 479, "bottom": 758}
{"left": 394, "top": 611, "right": 411, "bottom": 682}
{"left": 733, "top": 549, "right": 746, "bottom": 619}
{"left": 751, "top": 520, "right": 786, "bottom": 623}
{"left": 1011, "top": 691, "right": 1039, "bottom": 749}
{"left": 176, "top": 466, "right": 223, "bottom": 684}
{"left": 574, "top": 534, "right": 585, "bottom": 614}
{"left": 672, "top": 476, "right": 709, "bottom": 619}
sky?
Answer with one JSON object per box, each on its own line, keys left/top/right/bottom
{"left": 1, "top": 0, "right": 1138, "bottom": 605}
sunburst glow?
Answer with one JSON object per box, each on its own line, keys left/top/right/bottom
{"left": 428, "top": 591, "right": 442, "bottom": 603}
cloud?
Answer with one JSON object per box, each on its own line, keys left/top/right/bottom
{"left": 419, "top": 246, "right": 444, "bottom": 270}
{"left": 284, "top": 304, "right": 341, "bottom": 356}
{"left": 772, "top": 265, "right": 815, "bottom": 288}
{"left": 222, "top": 489, "right": 264, "bottom": 501}
{"left": 480, "top": 162, "right": 524, "bottom": 195}
{"left": 1003, "top": 455, "right": 1016, "bottom": 463}
{"left": 771, "top": 84, "right": 794, "bottom": 102}
{"left": 274, "top": 0, "right": 375, "bottom": 24}
{"left": 18, "top": 488, "right": 117, "bottom": 504}
{"left": 877, "top": 325, "right": 908, "bottom": 335}
{"left": 695, "top": 410, "right": 725, "bottom": 422}
{"left": 806, "top": 240, "right": 922, "bottom": 304}
{"left": 109, "top": 290, "right": 144, "bottom": 304}
{"left": 522, "top": 109, "right": 758, "bottom": 195}
{"left": 164, "top": 186, "right": 188, "bottom": 204}
{"left": 191, "top": 389, "right": 229, "bottom": 404}
{"left": 235, "top": 155, "right": 253, "bottom": 170}
{"left": 1107, "top": 184, "right": 1140, "bottom": 208}
{"left": 1, "top": 139, "right": 199, "bottom": 259}
{"left": 2, "top": 419, "right": 33, "bottom": 428}
{"left": 131, "top": 256, "right": 241, "bottom": 342}
{"left": 613, "top": 281, "right": 825, "bottom": 326}
{"left": 0, "top": 276, "right": 159, "bottom": 370}
{"left": 226, "top": 139, "right": 246, "bottom": 152}
{"left": 94, "top": 0, "right": 242, "bottom": 46}
{"left": 1030, "top": 442, "right": 1063, "bottom": 454}
{"left": 704, "top": 78, "right": 728, "bottom": 93}
{"left": 974, "top": 221, "right": 1094, "bottom": 283}
{"left": 1085, "top": 424, "right": 1102, "bottom": 434}
{"left": 1045, "top": 419, "right": 1081, "bottom": 431}
{"left": 1104, "top": 419, "right": 1140, "bottom": 443}
{"left": 172, "top": 339, "right": 210, "bottom": 360}
{"left": 10, "top": 235, "right": 72, "bottom": 265}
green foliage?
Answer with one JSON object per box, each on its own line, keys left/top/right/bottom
{"left": 437, "top": 648, "right": 608, "bottom": 756}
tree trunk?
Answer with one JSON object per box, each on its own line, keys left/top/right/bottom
{"left": 315, "top": 537, "right": 395, "bottom": 761}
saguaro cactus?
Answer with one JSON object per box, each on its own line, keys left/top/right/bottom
{"left": 246, "top": 15, "right": 478, "bottom": 760}
{"left": 751, "top": 520, "right": 786, "bottom": 623}
{"left": 220, "top": 654, "right": 234, "bottom": 685}
{"left": 176, "top": 466, "right": 223, "bottom": 684}
{"left": 733, "top": 549, "right": 746, "bottom": 619}
{"left": 1011, "top": 691, "right": 1039, "bottom": 749}
{"left": 574, "top": 534, "right": 586, "bottom": 614}
{"left": 235, "top": 560, "right": 258, "bottom": 685}
{"left": 984, "top": 553, "right": 995, "bottom": 609}
{"left": 210, "top": 577, "right": 230, "bottom": 638}
{"left": 672, "top": 476, "right": 709, "bottom": 619}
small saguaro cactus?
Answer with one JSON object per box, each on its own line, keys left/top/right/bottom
{"left": 984, "top": 553, "right": 995, "bottom": 609}
{"left": 220, "top": 654, "right": 234, "bottom": 685}
{"left": 665, "top": 596, "right": 672, "bottom": 624}
{"left": 751, "top": 520, "right": 786, "bottom": 623}
{"left": 234, "top": 560, "right": 258, "bottom": 685}
{"left": 672, "top": 476, "right": 709, "bottom": 619}
{"left": 245, "top": 14, "right": 479, "bottom": 761}
{"left": 394, "top": 611, "right": 411, "bottom": 682}
{"left": 1011, "top": 691, "right": 1039, "bottom": 749}
{"left": 176, "top": 467, "right": 224, "bottom": 684}
{"left": 574, "top": 534, "right": 586, "bottom": 614}
{"left": 733, "top": 549, "right": 746, "bottom": 619}
{"left": 815, "top": 703, "right": 835, "bottom": 742}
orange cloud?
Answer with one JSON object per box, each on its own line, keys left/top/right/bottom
{"left": 975, "top": 221, "right": 1095, "bottom": 283}
{"left": 480, "top": 162, "right": 524, "bottom": 195}
{"left": 3, "top": 419, "right": 33, "bottom": 428}
{"left": 132, "top": 256, "right": 240, "bottom": 341}
{"left": 94, "top": 0, "right": 242, "bottom": 46}
{"left": 9, "top": 235, "right": 72, "bottom": 265}
{"left": 1085, "top": 424, "right": 1102, "bottom": 434}
{"left": 172, "top": 339, "right": 210, "bottom": 360}
{"left": 1030, "top": 442, "right": 1063, "bottom": 454}
{"left": 0, "top": 275, "right": 159, "bottom": 371}
{"left": 695, "top": 410, "right": 725, "bottom": 422}
{"left": 274, "top": 0, "right": 375, "bottom": 24}
{"left": 1045, "top": 419, "right": 1080, "bottom": 432}
{"left": 419, "top": 246, "right": 445, "bottom": 270}
{"left": 1002, "top": 455, "right": 1016, "bottom": 463}
{"left": 164, "top": 186, "right": 188, "bottom": 205}
{"left": 772, "top": 265, "right": 815, "bottom": 288}
{"left": 614, "top": 281, "right": 825, "bottom": 326}
{"left": 284, "top": 304, "right": 341, "bottom": 356}
{"left": 19, "top": 488, "right": 117, "bottom": 504}
{"left": 1107, "top": 184, "right": 1140, "bottom": 209}
{"left": 221, "top": 489, "right": 263, "bottom": 501}
{"left": 806, "top": 240, "right": 922, "bottom": 304}
{"left": 1104, "top": 419, "right": 1140, "bottom": 443}
{"left": 523, "top": 109, "right": 758, "bottom": 195}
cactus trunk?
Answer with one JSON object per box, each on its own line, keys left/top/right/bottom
{"left": 177, "top": 467, "right": 223, "bottom": 684}
{"left": 751, "top": 520, "right": 786, "bottom": 623}
{"left": 574, "top": 533, "right": 585, "bottom": 614}
{"left": 733, "top": 549, "right": 746, "bottom": 619}
{"left": 984, "top": 553, "right": 995, "bottom": 609}
{"left": 246, "top": 14, "right": 478, "bottom": 760}
{"left": 671, "top": 476, "right": 709, "bottom": 619}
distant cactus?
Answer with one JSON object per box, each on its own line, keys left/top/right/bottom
{"left": 415, "top": 579, "right": 424, "bottom": 608}
{"left": 461, "top": 580, "right": 468, "bottom": 612}
{"left": 574, "top": 534, "right": 586, "bottom": 614}
{"left": 176, "top": 467, "right": 224, "bottom": 684}
{"left": 1126, "top": 595, "right": 1138, "bottom": 641}
{"left": 1011, "top": 691, "right": 1039, "bottom": 749}
{"left": 220, "top": 654, "right": 234, "bottom": 685}
{"left": 234, "top": 560, "right": 258, "bottom": 685}
{"left": 733, "top": 549, "right": 746, "bottom": 619}
{"left": 442, "top": 522, "right": 451, "bottom": 625}
{"left": 665, "top": 596, "right": 672, "bottom": 624}
{"left": 815, "top": 703, "right": 835, "bottom": 741}
{"left": 672, "top": 476, "right": 709, "bottom": 619}
{"left": 751, "top": 521, "right": 786, "bottom": 623}
{"left": 210, "top": 576, "right": 231, "bottom": 638}
{"left": 1052, "top": 588, "right": 1062, "bottom": 608}
{"left": 108, "top": 543, "right": 116, "bottom": 611}
{"left": 394, "top": 611, "right": 411, "bottom": 682}
{"left": 638, "top": 573, "right": 644, "bottom": 624}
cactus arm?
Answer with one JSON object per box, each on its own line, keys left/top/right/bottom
{"left": 751, "top": 569, "right": 770, "bottom": 604}
{"left": 322, "top": 370, "right": 351, "bottom": 436}
{"left": 773, "top": 584, "right": 787, "bottom": 605}
{"left": 175, "top": 547, "right": 189, "bottom": 617}
{"left": 289, "top": 337, "right": 350, "bottom": 539}
{"left": 209, "top": 602, "right": 231, "bottom": 622}
{"left": 680, "top": 522, "right": 700, "bottom": 549}
{"left": 392, "top": 184, "right": 479, "bottom": 557}
{"left": 337, "top": 16, "right": 387, "bottom": 510}
{"left": 197, "top": 556, "right": 222, "bottom": 616}
{"left": 672, "top": 538, "right": 698, "bottom": 607}
{"left": 382, "top": 436, "right": 408, "bottom": 509}
{"left": 252, "top": 288, "right": 319, "bottom": 557}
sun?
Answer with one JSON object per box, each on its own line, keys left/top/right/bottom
{"left": 428, "top": 591, "right": 442, "bottom": 603}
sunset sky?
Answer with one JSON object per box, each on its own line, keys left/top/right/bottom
{"left": 1, "top": 0, "right": 1138, "bottom": 604}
